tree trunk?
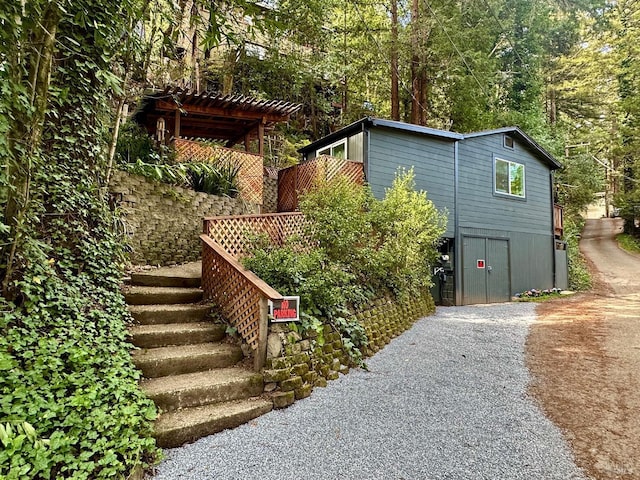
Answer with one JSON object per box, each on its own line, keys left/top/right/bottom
{"left": 391, "top": 0, "right": 399, "bottom": 121}
{"left": 3, "top": 2, "right": 60, "bottom": 296}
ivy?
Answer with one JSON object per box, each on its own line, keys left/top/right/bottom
{"left": 1, "top": 0, "right": 160, "bottom": 478}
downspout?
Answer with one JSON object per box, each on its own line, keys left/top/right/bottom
{"left": 363, "top": 121, "right": 370, "bottom": 182}
{"left": 454, "top": 140, "right": 462, "bottom": 306}
{"left": 550, "top": 170, "right": 557, "bottom": 288}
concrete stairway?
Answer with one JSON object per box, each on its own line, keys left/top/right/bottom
{"left": 125, "top": 264, "right": 273, "bottom": 448}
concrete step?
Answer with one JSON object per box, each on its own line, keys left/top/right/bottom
{"left": 154, "top": 398, "right": 273, "bottom": 448}
{"left": 129, "top": 322, "right": 226, "bottom": 349}
{"left": 132, "top": 343, "right": 243, "bottom": 378}
{"left": 124, "top": 286, "right": 203, "bottom": 305}
{"left": 130, "top": 272, "right": 201, "bottom": 289}
{"left": 142, "top": 368, "right": 264, "bottom": 413}
{"left": 128, "top": 304, "right": 212, "bottom": 325}
{"left": 130, "top": 262, "right": 201, "bottom": 289}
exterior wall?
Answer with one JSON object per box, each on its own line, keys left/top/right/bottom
{"left": 456, "top": 134, "right": 554, "bottom": 301}
{"left": 347, "top": 131, "right": 364, "bottom": 162}
{"left": 457, "top": 135, "right": 553, "bottom": 235}
{"left": 110, "top": 170, "right": 258, "bottom": 266}
{"left": 459, "top": 227, "right": 554, "bottom": 297}
{"left": 367, "top": 128, "right": 456, "bottom": 238}
{"left": 304, "top": 131, "right": 364, "bottom": 163}
{"left": 263, "top": 291, "right": 435, "bottom": 408}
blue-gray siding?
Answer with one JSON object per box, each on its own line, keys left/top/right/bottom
{"left": 457, "top": 135, "right": 553, "bottom": 236}
{"left": 459, "top": 227, "right": 554, "bottom": 297}
{"left": 367, "top": 128, "right": 456, "bottom": 237}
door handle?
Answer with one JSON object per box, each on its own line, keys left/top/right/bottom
{"left": 487, "top": 266, "right": 493, "bottom": 272}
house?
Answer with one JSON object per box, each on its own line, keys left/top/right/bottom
{"left": 297, "top": 117, "right": 567, "bottom": 306}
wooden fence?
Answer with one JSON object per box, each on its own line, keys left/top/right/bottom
{"left": 200, "top": 212, "right": 308, "bottom": 370}
{"left": 174, "top": 138, "right": 264, "bottom": 206}
{"left": 277, "top": 155, "right": 365, "bottom": 212}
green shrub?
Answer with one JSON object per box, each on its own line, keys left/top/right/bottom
{"left": 617, "top": 233, "right": 640, "bottom": 254}
{"left": 124, "top": 159, "right": 240, "bottom": 197}
{"left": 565, "top": 217, "right": 592, "bottom": 291}
{"left": 244, "top": 169, "right": 446, "bottom": 363}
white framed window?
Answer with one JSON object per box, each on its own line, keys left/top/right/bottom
{"left": 495, "top": 157, "right": 525, "bottom": 198}
{"left": 317, "top": 139, "right": 347, "bottom": 159}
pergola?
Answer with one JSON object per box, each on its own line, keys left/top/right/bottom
{"left": 133, "top": 87, "right": 302, "bottom": 156}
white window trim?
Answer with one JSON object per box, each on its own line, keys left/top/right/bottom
{"left": 316, "top": 138, "right": 347, "bottom": 158}
{"left": 494, "top": 157, "right": 526, "bottom": 198}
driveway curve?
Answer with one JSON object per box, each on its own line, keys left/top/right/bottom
{"left": 528, "top": 218, "right": 640, "bottom": 480}
{"left": 154, "top": 303, "right": 585, "bottom": 479}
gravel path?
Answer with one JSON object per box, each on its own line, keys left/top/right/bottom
{"left": 153, "top": 303, "right": 586, "bottom": 480}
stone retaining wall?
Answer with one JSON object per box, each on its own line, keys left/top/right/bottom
{"left": 263, "top": 290, "right": 435, "bottom": 408}
{"left": 110, "top": 170, "right": 258, "bottom": 266}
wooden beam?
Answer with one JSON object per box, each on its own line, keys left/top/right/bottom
{"left": 174, "top": 108, "right": 181, "bottom": 139}
{"left": 155, "top": 99, "right": 292, "bottom": 122}
{"left": 258, "top": 119, "right": 265, "bottom": 156}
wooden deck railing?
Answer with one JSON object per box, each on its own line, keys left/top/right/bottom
{"left": 200, "top": 212, "right": 309, "bottom": 370}
{"left": 278, "top": 155, "right": 365, "bottom": 212}
{"left": 554, "top": 204, "right": 564, "bottom": 238}
{"left": 203, "top": 212, "right": 309, "bottom": 258}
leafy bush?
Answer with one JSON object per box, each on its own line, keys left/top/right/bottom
{"left": 244, "top": 170, "right": 446, "bottom": 363}
{"left": 565, "top": 216, "right": 592, "bottom": 291}
{"left": 617, "top": 233, "right": 640, "bottom": 254}
{"left": 124, "top": 159, "right": 240, "bottom": 197}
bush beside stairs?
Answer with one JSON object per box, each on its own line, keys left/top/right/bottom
{"left": 123, "top": 263, "right": 273, "bottom": 448}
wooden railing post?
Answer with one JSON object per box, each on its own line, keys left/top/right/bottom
{"left": 255, "top": 297, "right": 269, "bottom": 371}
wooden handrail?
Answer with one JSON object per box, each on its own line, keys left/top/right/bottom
{"left": 200, "top": 234, "right": 282, "bottom": 300}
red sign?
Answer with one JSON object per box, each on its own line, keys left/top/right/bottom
{"left": 269, "top": 296, "right": 300, "bottom": 322}
{"left": 477, "top": 259, "right": 485, "bottom": 269}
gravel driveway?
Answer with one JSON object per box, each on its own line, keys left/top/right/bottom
{"left": 153, "top": 303, "right": 586, "bottom": 480}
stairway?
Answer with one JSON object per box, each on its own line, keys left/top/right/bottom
{"left": 124, "top": 264, "right": 273, "bottom": 448}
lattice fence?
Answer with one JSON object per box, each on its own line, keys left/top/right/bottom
{"left": 277, "top": 155, "right": 365, "bottom": 212}
{"left": 174, "top": 139, "right": 264, "bottom": 206}
{"left": 203, "top": 212, "right": 309, "bottom": 259}
{"left": 201, "top": 235, "right": 280, "bottom": 356}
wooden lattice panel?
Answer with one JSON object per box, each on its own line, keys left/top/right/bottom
{"left": 204, "top": 212, "right": 308, "bottom": 259}
{"left": 201, "top": 241, "right": 261, "bottom": 350}
{"left": 276, "top": 155, "right": 365, "bottom": 212}
{"left": 278, "top": 166, "right": 298, "bottom": 212}
{"left": 174, "top": 139, "right": 263, "bottom": 206}
{"left": 339, "top": 161, "right": 365, "bottom": 185}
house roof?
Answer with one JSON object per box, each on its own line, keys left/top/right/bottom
{"left": 463, "top": 126, "right": 561, "bottom": 169}
{"left": 134, "top": 87, "right": 302, "bottom": 144}
{"left": 299, "top": 117, "right": 561, "bottom": 170}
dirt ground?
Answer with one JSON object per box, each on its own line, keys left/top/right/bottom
{"left": 527, "top": 218, "right": 640, "bottom": 480}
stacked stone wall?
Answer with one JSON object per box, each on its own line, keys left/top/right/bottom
{"left": 110, "top": 170, "right": 258, "bottom": 266}
{"left": 263, "top": 290, "right": 435, "bottom": 408}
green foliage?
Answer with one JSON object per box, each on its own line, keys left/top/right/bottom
{"left": 617, "top": 233, "right": 640, "bottom": 254}
{"left": 244, "top": 170, "right": 446, "bottom": 364}
{"left": 565, "top": 217, "right": 592, "bottom": 291}
{"left": 1, "top": 0, "right": 160, "bottom": 478}
{"left": 124, "top": 160, "right": 240, "bottom": 197}
{"left": 115, "top": 122, "right": 163, "bottom": 165}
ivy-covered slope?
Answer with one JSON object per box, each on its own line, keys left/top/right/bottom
{"left": 0, "top": 1, "right": 159, "bottom": 478}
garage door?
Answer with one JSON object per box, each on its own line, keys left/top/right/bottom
{"left": 462, "top": 236, "right": 511, "bottom": 305}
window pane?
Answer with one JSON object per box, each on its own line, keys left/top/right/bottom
{"left": 510, "top": 163, "right": 524, "bottom": 197}
{"left": 332, "top": 143, "right": 345, "bottom": 159}
{"left": 495, "top": 160, "right": 509, "bottom": 194}
{"left": 318, "top": 147, "right": 330, "bottom": 156}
